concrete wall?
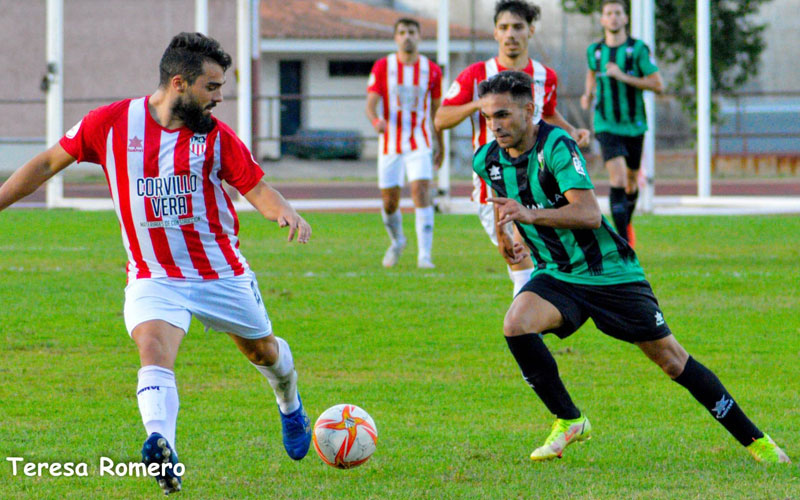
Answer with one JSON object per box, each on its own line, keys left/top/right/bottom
{"left": 399, "top": 0, "right": 800, "bottom": 95}
{"left": 0, "top": 0, "right": 241, "bottom": 172}
{"left": 2, "top": 0, "right": 796, "bottom": 173}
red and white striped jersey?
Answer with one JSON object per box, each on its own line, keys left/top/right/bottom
{"left": 367, "top": 54, "right": 442, "bottom": 156}
{"left": 59, "top": 96, "right": 264, "bottom": 282}
{"left": 442, "top": 57, "right": 559, "bottom": 204}
{"left": 442, "top": 57, "right": 558, "bottom": 151}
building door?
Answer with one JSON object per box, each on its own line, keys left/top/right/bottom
{"left": 279, "top": 61, "right": 302, "bottom": 154}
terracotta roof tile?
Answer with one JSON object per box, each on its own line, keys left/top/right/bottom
{"left": 260, "top": 0, "right": 492, "bottom": 40}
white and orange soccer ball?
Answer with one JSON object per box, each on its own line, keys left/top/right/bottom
{"left": 312, "top": 404, "right": 378, "bottom": 469}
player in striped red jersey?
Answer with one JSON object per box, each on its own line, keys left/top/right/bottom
{"left": 435, "top": 0, "right": 590, "bottom": 296}
{"left": 366, "top": 18, "right": 444, "bottom": 269}
{"left": 0, "top": 33, "right": 314, "bottom": 493}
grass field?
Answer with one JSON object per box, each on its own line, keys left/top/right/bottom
{"left": 1, "top": 210, "right": 798, "bottom": 499}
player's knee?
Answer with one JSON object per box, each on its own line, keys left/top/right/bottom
{"left": 383, "top": 200, "right": 399, "bottom": 213}
{"left": 242, "top": 336, "right": 279, "bottom": 366}
{"left": 503, "top": 309, "right": 533, "bottom": 337}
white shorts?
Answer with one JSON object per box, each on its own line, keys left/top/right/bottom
{"left": 377, "top": 149, "right": 433, "bottom": 189}
{"left": 472, "top": 172, "right": 498, "bottom": 245}
{"left": 478, "top": 201, "right": 498, "bottom": 246}
{"left": 123, "top": 271, "right": 272, "bottom": 339}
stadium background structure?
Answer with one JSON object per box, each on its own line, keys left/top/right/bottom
{"left": 20, "top": 0, "right": 800, "bottom": 215}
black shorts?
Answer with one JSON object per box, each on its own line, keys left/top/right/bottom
{"left": 520, "top": 273, "right": 672, "bottom": 343}
{"left": 596, "top": 132, "right": 644, "bottom": 171}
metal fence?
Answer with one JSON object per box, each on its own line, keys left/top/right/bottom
{"left": 2, "top": 91, "right": 799, "bottom": 177}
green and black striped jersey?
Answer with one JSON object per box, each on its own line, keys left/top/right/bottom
{"left": 473, "top": 123, "right": 645, "bottom": 285}
{"left": 587, "top": 37, "right": 658, "bottom": 137}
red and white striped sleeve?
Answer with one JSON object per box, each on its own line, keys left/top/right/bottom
{"left": 429, "top": 61, "right": 443, "bottom": 100}
{"left": 442, "top": 62, "right": 482, "bottom": 107}
{"left": 367, "top": 57, "right": 387, "bottom": 97}
{"left": 216, "top": 121, "right": 265, "bottom": 195}
{"left": 59, "top": 100, "right": 127, "bottom": 165}
{"left": 541, "top": 65, "right": 559, "bottom": 117}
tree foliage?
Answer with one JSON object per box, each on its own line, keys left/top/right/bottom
{"left": 562, "top": 0, "right": 770, "bottom": 119}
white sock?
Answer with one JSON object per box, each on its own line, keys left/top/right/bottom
{"left": 509, "top": 266, "right": 534, "bottom": 296}
{"left": 137, "top": 365, "right": 179, "bottom": 451}
{"left": 415, "top": 206, "right": 434, "bottom": 261}
{"left": 252, "top": 337, "right": 300, "bottom": 415}
{"left": 381, "top": 208, "right": 404, "bottom": 245}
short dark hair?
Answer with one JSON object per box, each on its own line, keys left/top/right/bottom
{"left": 493, "top": 0, "right": 541, "bottom": 25}
{"left": 394, "top": 18, "right": 421, "bottom": 33}
{"left": 159, "top": 32, "right": 232, "bottom": 87}
{"left": 477, "top": 71, "right": 533, "bottom": 103}
{"left": 602, "top": 0, "right": 628, "bottom": 11}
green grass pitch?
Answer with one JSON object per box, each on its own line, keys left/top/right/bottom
{"left": 1, "top": 210, "right": 798, "bottom": 499}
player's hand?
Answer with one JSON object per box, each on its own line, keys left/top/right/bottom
{"left": 496, "top": 224, "right": 528, "bottom": 265}
{"left": 572, "top": 128, "right": 591, "bottom": 148}
{"left": 433, "top": 147, "right": 444, "bottom": 169}
{"left": 278, "top": 210, "right": 311, "bottom": 243}
{"left": 372, "top": 118, "right": 387, "bottom": 134}
{"left": 605, "top": 63, "right": 624, "bottom": 80}
{"left": 488, "top": 197, "right": 534, "bottom": 225}
{"left": 580, "top": 93, "right": 592, "bottom": 110}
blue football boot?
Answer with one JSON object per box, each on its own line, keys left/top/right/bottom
{"left": 279, "top": 394, "right": 312, "bottom": 460}
{"left": 141, "top": 432, "right": 182, "bottom": 495}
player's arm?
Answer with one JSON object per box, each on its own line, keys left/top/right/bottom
{"left": 243, "top": 179, "right": 311, "bottom": 243}
{"left": 0, "top": 144, "right": 75, "bottom": 211}
{"left": 542, "top": 110, "right": 590, "bottom": 148}
{"left": 430, "top": 97, "right": 445, "bottom": 168}
{"left": 493, "top": 189, "right": 527, "bottom": 265}
{"left": 490, "top": 189, "right": 601, "bottom": 230}
{"left": 365, "top": 92, "right": 386, "bottom": 133}
{"left": 580, "top": 69, "right": 597, "bottom": 110}
{"left": 604, "top": 64, "right": 663, "bottom": 93}
{"left": 434, "top": 99, "right": 482, "bottom": 132}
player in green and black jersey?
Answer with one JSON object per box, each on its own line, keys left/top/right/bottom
{"left": 474, "top": 70, "right": 789, "bottom": 464}
{"left": 580, "top": 0, "right": 663, "bottom": 247}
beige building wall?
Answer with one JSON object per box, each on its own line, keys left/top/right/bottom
{"left": 400, "top": 0, "right": 799, "bottom": 93}
{"left": 0, "top": 0, "right": 242, "bottom": 171}
{"left": 752, "top": 0, "right": 800, "bottom": 92}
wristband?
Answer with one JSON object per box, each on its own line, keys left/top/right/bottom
{"left": 372, "top": 117, "right": 381, "bottom": 128}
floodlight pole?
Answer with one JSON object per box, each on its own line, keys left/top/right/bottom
{"left": 45, "top": 0, "right": 64, "bottom": 208}
{"left": 631, "top": 0, "right": 655, "bottom": 213}
{"left": 250, "top": 0, "right": 260, "bottom": 161}
{"left": 236, "top": 0, "right": 253, "bottom": 151}
{"left": 436, "top": 0, "right": 451, "bottom": 211}
{"left": 697, "top": 0, "right": 711, "bottom": 197}
{"left": 195, "top": 0, "right": 208, "bottom": 34}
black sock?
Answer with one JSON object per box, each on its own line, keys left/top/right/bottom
{"left": 609, "top": 187, "right": 629, "bottom": 241}
{"left": 626, "top": 189, "right": 639, "bottom": 223}
{"left": 505, "top": 334, "right": 581, "bottom": 420}
{"left": 673, "top": 356, "right": 763, "bottom": 446}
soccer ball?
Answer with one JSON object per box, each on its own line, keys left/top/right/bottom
{"left": 312, "top": 404, "right": 378, "bottom": 469}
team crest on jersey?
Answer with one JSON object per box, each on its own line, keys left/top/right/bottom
{"left": 571, "top": 150, "right": 586, "bottom": 176}
{"left": 445, "top": 81, "right": 461, "bottom": 100}
{"left": 190, "top": 135, "right": 207, "bottom": 156}
{"left": 128, "top": 136, "right": 143, "bottom": 153}
{"left": 65, "top": 119, "right": 82, "bottom": 139}
{"left": 488, "top": 164, "right": 502, "bottom": 181}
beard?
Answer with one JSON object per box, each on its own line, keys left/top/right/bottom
{"left": 172, "top": 95, "right": 216, "bottom": 134}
